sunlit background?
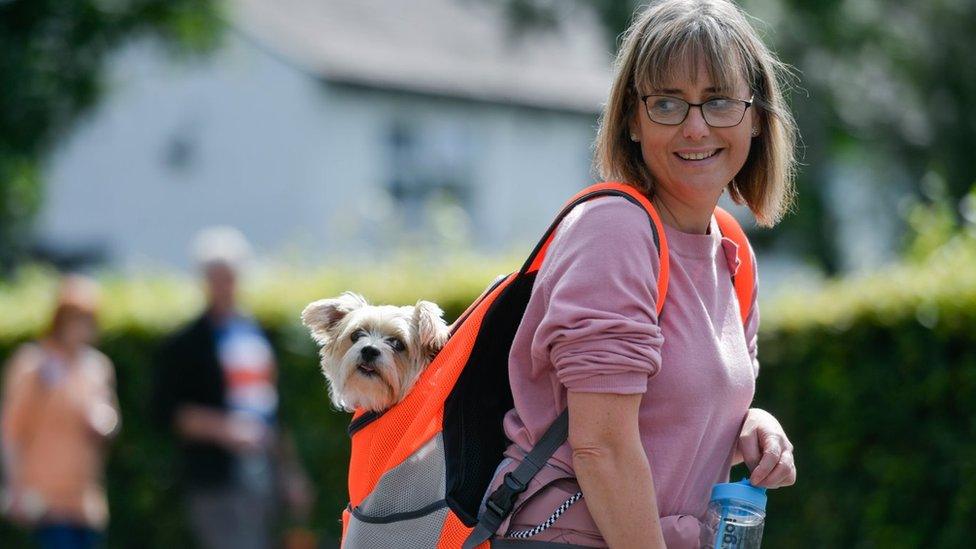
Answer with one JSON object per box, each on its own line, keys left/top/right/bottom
{"left": 1, "top": 0, "right": 974, "bottom": 547}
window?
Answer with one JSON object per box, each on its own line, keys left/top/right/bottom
{"left": 386, "top": 119, "right": 474, "bottom": 246}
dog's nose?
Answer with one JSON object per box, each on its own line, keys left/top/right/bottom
{"left": 360, "top": 345, "right": 380, "bottom": 361}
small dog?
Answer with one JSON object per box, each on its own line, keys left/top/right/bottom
{"left": 301, "top": 291, "right": 450, "bottom": 413}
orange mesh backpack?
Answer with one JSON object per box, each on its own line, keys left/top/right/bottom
{"left": 339, "top": 181, "right": 756, "bottom": 549}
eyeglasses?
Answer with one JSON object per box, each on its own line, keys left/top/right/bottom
{"left": 640, "top": 94, "right": 753, "bottom": 128}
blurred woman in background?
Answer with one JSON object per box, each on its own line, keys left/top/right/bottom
{"left": 1, "top": 274, "right": 120, "bottom": 549}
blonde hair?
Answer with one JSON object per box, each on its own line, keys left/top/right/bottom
{"left": 593, "top": 0, "right": 798, "bottom": 227}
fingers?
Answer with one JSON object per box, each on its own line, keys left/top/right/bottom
{"left": 750, "top": 435, "right": 797, "bottom": 489}
{"left": 748, "top": 434, "right": 782, "bottom": 486}
{"left": 739, "top": 408, "right": 797, "bottom": 489}
{"left": 738, "top": 428, "right": 763, "bottom": 471}
{"left": 757, "top": 449, "right": 796, "bottom": 488}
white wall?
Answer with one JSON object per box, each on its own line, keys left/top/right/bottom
{"left": 37, "top": 30, "right": 601, "bottom": 271}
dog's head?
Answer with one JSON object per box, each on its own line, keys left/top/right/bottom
{"left": 301, "top": 291, "right": 449, "bottom": 412}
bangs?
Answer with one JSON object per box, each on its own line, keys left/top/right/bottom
{"left": 633, "top": 14, "right": 753, "bottom": 96}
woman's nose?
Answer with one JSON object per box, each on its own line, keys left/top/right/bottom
{"left": 682, "top": 105, "right": 711, "bottom": 141}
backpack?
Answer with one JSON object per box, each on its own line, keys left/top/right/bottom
{"left": 339, "top": 181, "right": 756, "bottom": 549}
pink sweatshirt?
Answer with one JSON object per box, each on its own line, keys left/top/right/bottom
{"left": 481, "top": 195, "right": 759, "bottom": 547}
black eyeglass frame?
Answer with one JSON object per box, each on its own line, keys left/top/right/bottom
{"left": 639, "top": 94, "right": 755, "bottom": 128}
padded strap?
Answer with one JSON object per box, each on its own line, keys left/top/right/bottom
{"left": 462, "top": 410, "right": 569, "bottom": 549}
{"left": 519, "top": 182, "right": 670, "bottom": 317}
{"left": 713, "top": 207, "right": 755, "bottom": 325}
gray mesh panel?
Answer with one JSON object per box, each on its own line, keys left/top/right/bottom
{"left": 345, "top": 505, "right": 449, "bottom": 549}
{"left": 357, "top": 433, "right": 446, "bottom": 516}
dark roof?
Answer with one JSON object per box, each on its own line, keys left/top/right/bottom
{"left": 232, "top": 0, "right": 612, "bottom": 113}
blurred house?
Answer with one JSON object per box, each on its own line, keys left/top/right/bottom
{"left": 35, "top": 0, "right": 612, "bottom": 270}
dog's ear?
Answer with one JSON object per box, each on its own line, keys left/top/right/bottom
{"left": 301, "top": 291, "right": 369, "bottom": 345}
{"left": 412, "top": 300, "right": 449, "bottom": 360}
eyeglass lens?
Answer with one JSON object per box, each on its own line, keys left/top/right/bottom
{"left": 644, "top": 96, "right": 748, "bottom": 127}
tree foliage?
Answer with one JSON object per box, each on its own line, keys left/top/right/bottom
{"left": 0, "top": 0, "right": 222, "bottom": 271}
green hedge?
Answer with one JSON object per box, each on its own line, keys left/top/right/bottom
{"left": 749, "top": 235, "right": 976, "bottom": 547}
{"left": 0, "top": 254, "right": 521, "bottom": 548}
{"left": 1, "top": 238, "right": 974, "bottom": 547}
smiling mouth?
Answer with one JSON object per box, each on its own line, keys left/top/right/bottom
{"left": 675, "top": 149, "right": 721, "bottom": 161}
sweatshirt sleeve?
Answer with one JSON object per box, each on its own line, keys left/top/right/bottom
{"left": 530, "top": 196, "right": 665, "bottom": 394}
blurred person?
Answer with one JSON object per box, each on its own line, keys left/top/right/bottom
{"left": 0, "top": 275, "right": 120, "bottom": 549}
{"left": 152, "top": 226, "right": 313, "bottom": 549}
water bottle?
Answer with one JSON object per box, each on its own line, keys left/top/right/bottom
{"left": 704, "top": 479, "right": 767, "bottom": 549}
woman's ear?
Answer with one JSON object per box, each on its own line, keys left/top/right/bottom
{"left": 628, "top": 103, "right": 642, "bottom": 143}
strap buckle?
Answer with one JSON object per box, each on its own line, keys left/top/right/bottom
{"left": 485, "top": 472, "right": 528, "bottom": 518}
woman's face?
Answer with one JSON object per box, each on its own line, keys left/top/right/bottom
{"left": 631, "top": 62, "right": 758, "bottom": 203}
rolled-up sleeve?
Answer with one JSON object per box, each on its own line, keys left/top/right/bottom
{"left": 530, "top": 196, "right": 665, "bottom": 394}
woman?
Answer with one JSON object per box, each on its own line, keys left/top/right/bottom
{"left": 1, "top": 275, "right": 121, "bottom": 549}
{"left": 480, "top": 1, "right": 798, "bottom": 547}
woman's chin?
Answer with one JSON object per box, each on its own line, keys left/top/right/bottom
{"left": 668, "top": 173, "right": 735, "bottom": 196}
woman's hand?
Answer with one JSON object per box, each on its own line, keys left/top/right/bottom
{"left": 735, "top": 408, "right": 796, "bottom": 489}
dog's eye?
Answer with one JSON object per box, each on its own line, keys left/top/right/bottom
{"left": 351, "top": 330, "right": 366, "bottom": 342}
{"left": 387, "top": 338, "right": 405, "bottom": 352}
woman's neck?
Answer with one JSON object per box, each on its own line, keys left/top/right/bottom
{"left": 649, "top": 187, "right": 720, "bottom": 235}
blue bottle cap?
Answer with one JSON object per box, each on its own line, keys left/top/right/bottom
{"left": 709, "top": 479, "right": 767, "bottom": 511}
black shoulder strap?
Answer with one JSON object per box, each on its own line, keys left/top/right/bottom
{"left": 462, "top": 409, "right": 569, "bottom": 549}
